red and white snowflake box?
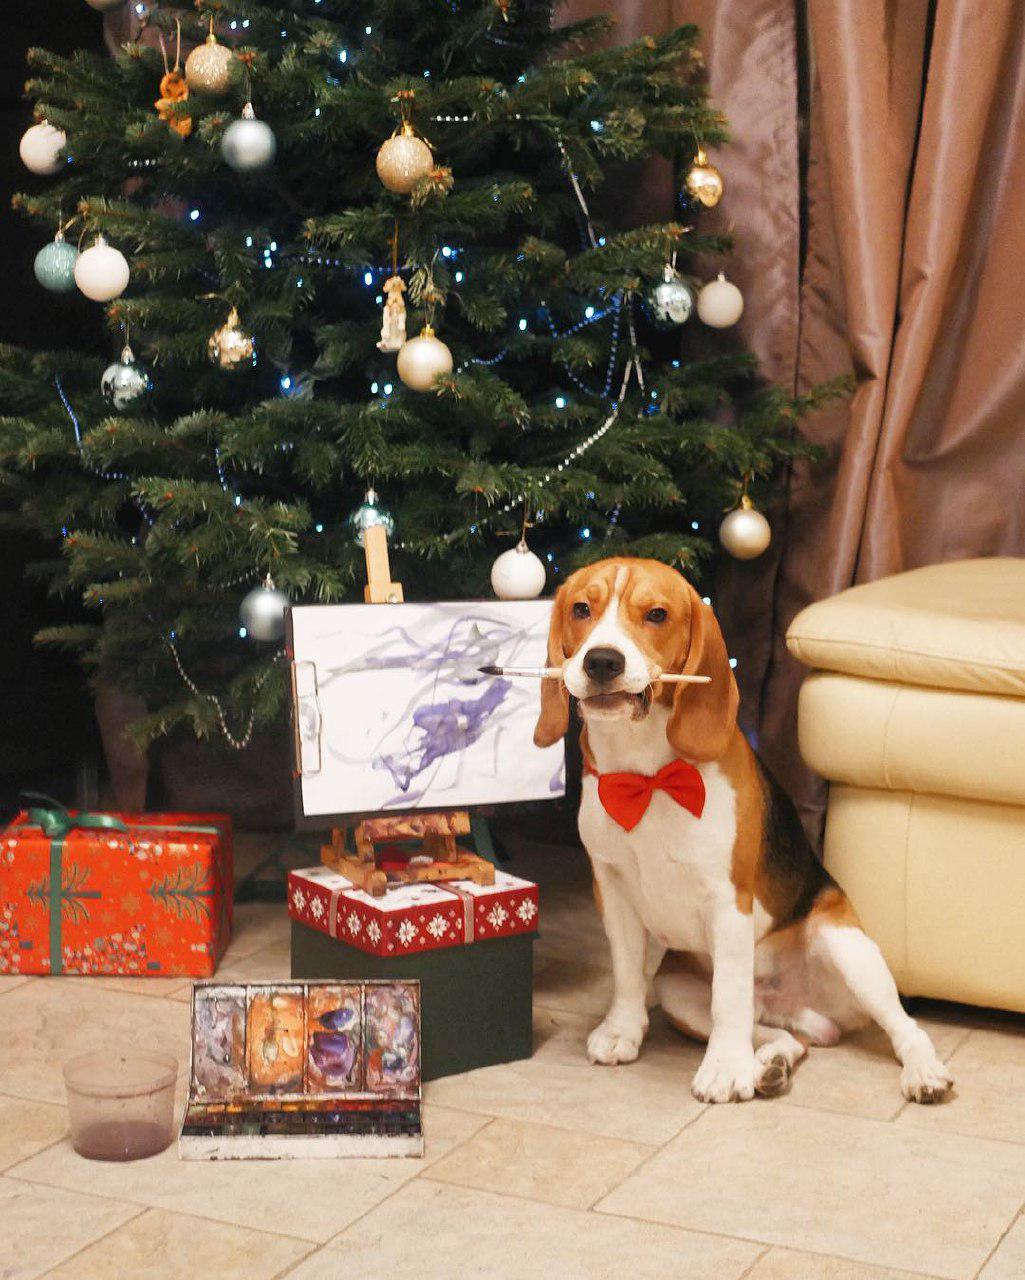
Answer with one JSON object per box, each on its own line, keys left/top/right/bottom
{"left": 287, "top": 864, "right": 539, "bottom": 957}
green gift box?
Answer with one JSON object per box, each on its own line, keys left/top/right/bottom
{"left": 288, "top": 865, "right": 537, "bottom": 1080}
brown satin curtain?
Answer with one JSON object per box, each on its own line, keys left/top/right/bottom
{"left": 564, "top": 0, "right": 1025, "bottom": 841}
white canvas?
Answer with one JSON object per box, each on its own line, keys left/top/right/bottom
{"left": 289, "top": 599, "right": 564, "bottom": 818}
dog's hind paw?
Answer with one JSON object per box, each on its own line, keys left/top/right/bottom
{"left": 901, "top": 1053, "right": 954, "bottom": 1104}
{"left": 754, "top": 1049, "right": 792, "bottom": 1098}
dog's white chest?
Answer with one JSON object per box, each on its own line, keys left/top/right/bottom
{"left": 579, "top": 761, "right": 738, "bottom": 955}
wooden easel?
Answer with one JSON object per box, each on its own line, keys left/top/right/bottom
{"left": 320, "top": 523, "right": 497, "bottom": 897}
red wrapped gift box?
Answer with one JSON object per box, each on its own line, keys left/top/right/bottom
{"left": 0, "top": 803, "right": 232, "bottom": 977}
{"left": 288, "top": 864, "right": 539, "bottom": 958}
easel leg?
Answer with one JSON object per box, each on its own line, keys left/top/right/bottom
{"left": 470, "top": 814, "right": 505, "bottom": 866}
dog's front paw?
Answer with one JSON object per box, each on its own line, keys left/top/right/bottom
{"left": 587, "top": 1015, "right": 645, "bottom": 1066}
{"left": 692, "top": 1041, "right": 757, "bottom": 1103}
{"left": 901, "top": 1050, "right": 955, "bottom": 1104}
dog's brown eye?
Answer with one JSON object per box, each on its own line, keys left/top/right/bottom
{"left": 571, "top": 602, "right": 591, "bottom": 620}
{"left": 646, "top": 607, "right": 668, "bottom": 624}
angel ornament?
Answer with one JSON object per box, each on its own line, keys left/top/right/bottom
{"left": 377, "top": 274, "right": 407, "bottom": 353}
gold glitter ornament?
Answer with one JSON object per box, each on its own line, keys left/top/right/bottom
{"left": 208, "top": 306, "right": 255, "bottom": 369}
{"left": 376, "top": 122, "right": 434, "bottom": 195}
{"left": 185, "top": 23, "right": 233, "bottom": 97}
{"left": 684, "top": 146, "right": 724, "bottom": 208}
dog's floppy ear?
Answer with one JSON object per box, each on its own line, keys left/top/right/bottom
{"left": 533, "top": 585, "right": 570, "bottom": 747}
{"left": 666, "top": 588, "right": 739, "bottom": 761}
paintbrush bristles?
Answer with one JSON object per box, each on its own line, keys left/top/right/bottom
{"left": 478, "top": 665, "right": 710, "bottom": 685}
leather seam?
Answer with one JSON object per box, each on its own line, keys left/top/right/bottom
{"left": 789, "top": 634, "right": 1025, "bottom": 673}
{"left": 902, "top": 791, "right": 913, "bottom": 991}
{"left": 879, "top": 685, "right": 903, "bottom": 791}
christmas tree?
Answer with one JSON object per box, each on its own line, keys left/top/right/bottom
{"left": 3, "top": 1, "right": 831, "bottom": 754}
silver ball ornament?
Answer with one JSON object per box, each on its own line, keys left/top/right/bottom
{"left": 221, "top": 103, "right": 277, "bottom": 173}
{"left": 348, "top": 488, "right": 395, "bottom": 547}
{"left": 185, "top": 31, "right": 233, "bottom": 96}
{"left": 240, "top": 574, "right": 289, "bottom": 642}
{"left": 646, "top": 264, "right": 694, "bottom": 329}
{"left": 20, "top": 121, "right": 67, "bottom": 175}
{"left": 697, "top": 272, "right": 745, "bottom": 328}
{"left": 34, "top": 232, "right": 79, "bottom": 293}
{"left": 74, "top": 236, "right": 130, "bottom": 302}
{"left": 375, "top": 125, "right": 434, "bottom": 194}
{"left": 396, "top": 326, "right": 453, "bottom": 392}
{"left": 491, "top": 540, "right": 546, "bottom": 600}
{"left": 719, "top": 497, "right": 771, "bottom": 560}
{"left": 101, "top": 344, "right": 152, "bottom": 412}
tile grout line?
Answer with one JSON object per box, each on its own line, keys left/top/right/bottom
{"left": 584, "top": 1101, "right": 710, "bottom": 1212}
{"left": 736, "top": 1245, "right": 770, "bottom": 1279}
{"left": 31, "top": 1203, "right": 150, "bottom": 1278}
{"left": 972, "top": 1205, "right": 1024, "bottom": 1280}
{"left": 1, "top": 1131, "right": 72, "bottom": 1177}
{"left": 318, "top": 1114, "right": 504, "bottom": 1248}
{"left": 272, "top": 1244, "right": 330, "bottom": 1280}
{"left": 594, "top": 1199, "right": 953, "bottom": 1280}
{"left": 3, "top": 1165, "right": 323, "bottom": 1246}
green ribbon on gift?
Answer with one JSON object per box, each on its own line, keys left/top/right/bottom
{"left": 19, "top": 794, "right": 128, "bottom": 976}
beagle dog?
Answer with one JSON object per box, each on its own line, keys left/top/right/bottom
{"left": 534, "top": 557, "right": 954, "bottom": 1104}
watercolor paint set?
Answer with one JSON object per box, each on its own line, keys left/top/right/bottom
{"left": 179, "top": 979, "right": 423, "bottom": 1159}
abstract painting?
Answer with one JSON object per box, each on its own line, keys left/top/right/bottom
{"left": 289, "top": 600, "right": 564, "bottom": 819}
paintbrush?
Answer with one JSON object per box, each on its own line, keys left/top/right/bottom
{"left": 478, "top": 665, "right": 710, "bottom": 684}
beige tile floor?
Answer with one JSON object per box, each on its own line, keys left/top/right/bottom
{"left": 2, "top": 828, "right": 1024, "bottom": 1279}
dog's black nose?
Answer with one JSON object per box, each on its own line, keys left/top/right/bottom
{"left": 583, "top": 646, "right": 626, "bottom": 683}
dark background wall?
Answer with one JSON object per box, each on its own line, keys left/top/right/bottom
{"left": 2, "top": 1, "right": 107, "bottom": 812}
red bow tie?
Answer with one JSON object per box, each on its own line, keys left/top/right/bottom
{"left": 587, "top": 759, "right": 706, "bottom": 832}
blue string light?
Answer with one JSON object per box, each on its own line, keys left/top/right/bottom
{"left": 54, "top": 375, "right": 155, "bottom": 525}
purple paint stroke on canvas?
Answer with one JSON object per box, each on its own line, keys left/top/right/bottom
{"left": 376, "top": 679, "right": 512, "bottom": 792}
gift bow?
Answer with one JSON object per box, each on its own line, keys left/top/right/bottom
{"left": 21, "top": 792, "right": 130, "bottom": 840}
{"left": 588, "top": 759, "right": 706, "bottom": 832}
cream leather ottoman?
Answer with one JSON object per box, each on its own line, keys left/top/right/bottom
{"left": 787, "top": 558, "right": 1025, "bottom": 1014}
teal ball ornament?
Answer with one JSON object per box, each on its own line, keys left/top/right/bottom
{"left": 646, "top": 264, "right": 694, "bottom": 330}
{"left": 101, "top": 344, "right": 152, "bottom": 412}
{"left": 221, "top": 104, "right": 276, "bottom": 173}
{"left": 348, "top": 488, "right": 395, "bottom": 547}
{"left": 34, "top": 233, "right": 79, "bottom": 293}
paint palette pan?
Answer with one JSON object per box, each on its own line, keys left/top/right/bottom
{"left": 179, "top": 979, "right": 422, "bottom": 1159}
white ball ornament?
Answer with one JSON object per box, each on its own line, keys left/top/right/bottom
{"left": 74, "top": 236, "right": 130, "bottom": 302}
{"left": 396, "top": 325, "right": 453, "bottom": 392}
{"left": 491, "top": 540, "right": 547, "bottom": 600}
{"left": 20, "top": 121, "right": 67, "bottom": 175}
{"left": 697, "top": 272, "right": 744, "bottom": 328}
{"left": 239, "top": 574, "right": 289, "bottom": 642}
{"left": 719, "top": 496, "right": 771, "bottom": 560}
{"left": 221, "top": 103, "right": 276, "bottom": 173}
